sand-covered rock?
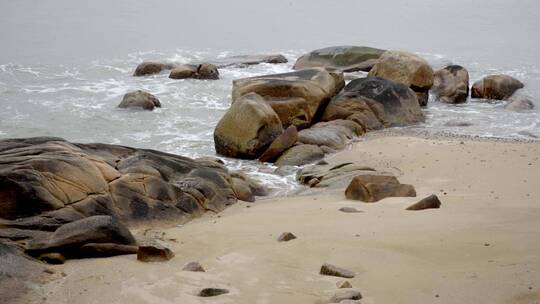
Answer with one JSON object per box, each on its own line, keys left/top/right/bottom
{"left": 432, "top": 65, "right": 470, "bottom": 104}
{"left": 368, "top": 51, "right": 434, "bottom": 106}
{"left": 345, "top": 174, "right": 416, "bottom": 202}
{"left": 293, "top": 45, "right": 385, "bottom": 72}
{"left": 214, "top": 93, "right": 283, "bottom": 159}
{"left": 118, "top": 90, "right": 161, "bottom": 110}
{"left": 232, "top": 68, "right": 344, "bottom": 129}
{"left": 321, "top": 77, "right": 424, "bottom": 129}
{"left": 199, "top": 288, "right": 229, "bottom": 297}
{"left": 133, "top": 62, "right": 175, "bottom": 76}
{"left": 471, "top": 75, "right": 524, "bottom": 100}
{"left": 169, "top": 63, "right": 219, "bottom": 80}
{"left": 328, "top": 289, "right": 363, "bottom": 302}
{"left": 320, "top": 263, "right": 355, "bottom": 278}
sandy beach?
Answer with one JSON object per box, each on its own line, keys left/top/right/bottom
{"left": 22, "top": 134, "right": 538, "bottom": 304}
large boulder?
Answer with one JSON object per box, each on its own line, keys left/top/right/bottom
{"left": 169, "top": 63, "right": 219, "bottom": 80}
{"left": 432, "top": 65, "right": 469, "bottom": 104}
{"left": 133, "top": 62, "right": 175, "bottom": 76}
{"left": 471, "top": 75, "right": 524, "bottom": 100}
{"left": 368, "top": 51, "right": 434, "bottom": 106}
{"left": 214, "top": 93, "right": 283, "bottom": 159}
{"left": 211, "top": 54, "right": 288, "bottom": 68}
{"left": 232, "top": 68, "right": 344, "bottom": 129}
{"left": 321, "top": 77, "right": 424, "bottom": 129}
{"left": 297, "top": 120, "right": 363, "bottom": 149}
{"left": 0, "top": 137, "right": 250, "bottom": 261}
{"left": 293, "top": 46, "right": 385, "bottom": 72}
{"left": 118, "top": 90, "right": 161, "bottom": 110}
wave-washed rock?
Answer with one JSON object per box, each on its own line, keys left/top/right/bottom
{"left": 293, "top": 46, "right": 385, "bottom": 72}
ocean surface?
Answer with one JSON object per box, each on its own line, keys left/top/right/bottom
{"left": 1, "top": 0, "right": 539, "bottom": 194}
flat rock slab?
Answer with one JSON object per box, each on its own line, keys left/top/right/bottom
{"left": 320, "top": 263, "right": 355, "bottom": 278}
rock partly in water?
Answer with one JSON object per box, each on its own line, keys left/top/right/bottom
{"left": 259, "top": 125, "right": 298, "bottom": 163}
{"left": 345, "top": 174, "right": 416, "bottom": 202}
{"left": 297, "top": 120, "right": 363, "bottom": 149}
{"left": 322, "top": 77, "right": 424, "bottom": 129}
{"left": 406, "top": 194, "right": 442, "bottom": 210}
{"left": 133, "top": 62, "right": 175, "bottom": 76}
{"left": 471, "top": 75, "right": 524, "bottom": 100}
{"left": 275, "top": 144, "right": 325, "bottom": 167}
{"left": 169, "top": 63, "right": 219, "bottom": 80}
{"left": 118, "top": 90, "right": 161, "bottom": 110}
{"left": 230, "top": 171, "right": 269, "bottom": 197}
{"left": 137, "top": 243, "right": 174, "bottom": 262}
{"left": 293, "top": 46, "right": 385, "bottom": 72}
{"left": 277, "top": 232, "right": 297, "bottom": 242}
{"left": 198, "top": 288, "right": 229, "bottom": 297}
{"left": 214, "top": 93, "right": 283, "bottom": 159}
{"left": 505, "top": 94, "right": 535, "bottom": 111}
{"left": 212, "top": 54, "right": 288, "bottom": 68}
{"left": 432, "top": 65, "right": 470, "bottom": 104}
{"left": 182, "top": 261, "right": 205, "bottom": 272}
{"left": 368, "top": 51, "right": 434, "bottom": 106}
{"left": 232, "top": 68, "right": 344, "bottom": 129}
{"left": 320, "top": 263, "right": 355, "bottom": 278}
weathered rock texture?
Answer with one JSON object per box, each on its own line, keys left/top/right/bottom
{"left": 293, "top": 46, "right": 385, "bottom": 72}
{"left": 133, "top": 62, "right": 176, "bottom": 76}
{"left": 432, "top": 65, "right": 470, "bottom": 104}
{"left": 471, "top": 75, "right": 524, "bottom": 100}
{"left": 345, "top": 174, "right": 416, "bottom": 202}
{"left": 169, "top": 63, "right": 219, "bottom": 80}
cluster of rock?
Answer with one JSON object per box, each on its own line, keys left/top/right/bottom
{"left": 0, "top": 137, "right": 267, "bottom": 265}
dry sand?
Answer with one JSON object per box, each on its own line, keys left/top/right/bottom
{"left": 29, "top": 135, "right": 540, "bottom": 304}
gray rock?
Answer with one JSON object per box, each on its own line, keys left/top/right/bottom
{"left": 433, "top": 65, "right": 470, "bottom": 104}
{"left": 275, "top": 144, "right": 325, "bottom": 167}
{"left": 329, "top": 289, "right": 362, "bottom": 302}
{"left": 118, "top": 90, "right": 161, "bottom": 110}
{"left": 211, "top": 54, "right": 287, "bottom": 68}
{"left": 505, "top": 95, "right": 534, "bottom": 111}
{"left": 293, "top": 46, "right": 385, "bottom": 72}
{"left": 297, "top": 120, "right": 363, "bottom": 150}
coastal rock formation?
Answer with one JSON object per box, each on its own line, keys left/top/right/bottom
{"left": 432, "top": 65, "right": 470, "bottom": 103}
{"left": 214, "top": 93, "right": 283, "bottom": 159}
{"left": 259, "top": 125, "right": 298, "bottom": 163}
{"left": 133, "top": 62, "right": 175, "bottom": 76}
{"left": 232, "top": 68, "right": 345, "bottom": 129}
{"left": 321, "top": 77, "right": 424, "bottom": 129}
{"left": 345, "top": 174, "right": 416, "bottom": 202}
{"left": 368, "top": 51, "right": 434, "bottom": 106}
{"left": 0, "top": 137, "right": 246, "bottom": 262}
{"left": 274, "top": 144, "right": 325, "bottom": 167}
{"left": 211, "top": 54, "right": 288, "bottom": 68}
{"left": 406, "top": 194, "right": 442, "bottom": 210}
{"left": 293, "top": 46, "right": 385, "bottom": 72}
{"left": 297, "top": 120, "right": 363, "bottom": 149}
{"left": 118, "top": 90, "right": 161, "bottom": 110}
{"left": 471, "top": 75, "right": 524, "bottom": 100}
{"left": 169, "top": 63, "right": 219, "bottom": 80}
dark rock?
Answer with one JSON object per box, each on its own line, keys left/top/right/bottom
{"left": 336, "top": 280, "right": 353, "bottom": 288}
{"left": 214, "top": 93, "right": 283, "bottom": 159}
{"left": 133, "top": 62, "right": 175, "bottom": 76}
{"left": 368, "top": 51, "right": 434, "bottom": 106}
{"left": 259, "top": 125, "right": 298, "bottom": 162}
{"left": 320, "top": 263, "right": 355, "bottom": 278}
{"left": 118, "top": 90, "right": 161, "bottom": 110}
{"left": 432, "top": 65, "right": 470, "bottom": 104}
{"left": 471, "top": 75, "right": 524, "bottom": 100}
{"left": 322, "top": 77, "right": 424, "bottom": 129}
{"left": 37, "top": 252, "right": 65, "bottom": 264}
{"left": 297, "top": 120, "right": 363, "bottom": 149}
{"left": 277, "top": 232, "right": 297, "bottom": 242}
{"left": 232, "top": 68, "right": 344, "bottom": 129}
{"left": 345, "top": 175, "right": 416, "bottom": 202}
{"left": 211, "top": 54, "right": 287, "bottom": 68}
{"left": 329, "top": 289, "right": 362, "bottom": 302}
{"left": 293, "top": 46, "right": 385, "bottom": 72}
{"left": 198, "top": 288, "right": 229, "bottom": 297}
{"left": 275, "top": 144, "right": 325, "bottom": 167}
{"left": 339, "top": 207, "right": 362, "bottom": 213}
{"left": 406, "top": 194, "right": 442, "bottom": 210}
{"left": 137, "top": 243, "right": 174, "bottom": 262}
{"left": 182, "top": 261, "right": 205, "bottom": 272}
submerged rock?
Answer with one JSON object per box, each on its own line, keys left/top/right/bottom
{"left": 321, "top": 77, "right": 424, "bottom": 129}
{"left": 118, "top": 90, "right": 161, "bottom": 110}
{"left": 211, "top": 54, "right": 287, "bottom": 68}
{"left": 432, "top": 65, "right": 470, "bottom": 104}
{"left": 345, "top": 174, "right": 416, "bottom": 202}
{"left": 275, "top": 144, "right": 325, "bottom": 167}
{"left": 214, "top": 93, "right": 283, "bottom": 159}
{"left": 368, "top": 50, "right": 434, "bottom": 106}
{"left": 293, "top": 45, "right": 385, "bottom": 72}
{"left": 471, "top": 75, "right": 524, "bottom": 100}
{"left": 133, "top": 62, "right": 175, "bottom": 76}
{"left": 505, "top": 94, "right": 535, "bottom": 111}
{"left": 232, "top": 68, "right": 344, "bottom": 129}
{"left": 406, "top": 194, "right": 442, "bottom": 210}
{"left": 320, "top": 263, "right": 355, "bottom": 278}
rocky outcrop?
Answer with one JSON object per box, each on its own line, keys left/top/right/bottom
{"left": 0, "top": 137, "right": 252, "bottom": 262}
{"left": 259, "top": 125, "right": 298, "bottom": 163}
{"left": 274, "top": 144, "right": 325, "bottom": 167}
{"left": 432, "top": 65, "right": 469, "bottom": 103}
{"left": 321, "top": 77, "right": 424, "bottom": 130}
{"left": 297, "top": 120, "right": 363, "bottom": 149}
{"left": 232, "top": 68, "right": 345, "bottom": 129}
{"left": 211, "top": 54, "right": 288, "bottom": 68}
{"left": 169, "top": 63, "right": 219, "bottom": 80}
{"left": 214, "top": 93, "right": 283, "bottom": 159}
{"left": 345, "top": 174, "right": 416, "bottom": 202}
{"left": 293, "top": 46, "right": 385, "bottom": 72}
{"left": 118, "top": 90, "right": 161, "bottom": 110}
{"left": 471, "top": 75, "right": 524, "bottom": 100}
{"left": 368, "top": 51, "right": 434, "bottom": 106}
{"left": 133, "top": 62, "right": 175, "bottom": 76}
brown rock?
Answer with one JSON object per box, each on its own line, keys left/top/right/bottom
{"left": 38, "top": 252, "right": 65, "bottom": 264}
{"left": 320, "top": 263, "right": 355, "bottom": 278}
{"left": 199, "top": 288, "right": 229, "bottom": 297}
{"left": 406, "top": 194, "right": 442, "bottom": 210}
{"left": 169, "top": 65, "right": 197, "bottom": 79}
{"left": 277, "top": 232, "right": 297, "bottom": 242}
{"left": 118, "top": 90, "right": 161, "bottom": 110}
{"left": 137, "top": 243, "right": 174, "bottom": 262}
{"left": 345, "top": 174, "right": 416, "bottom": 202}
{"left": 133, "top": 62, "right": 174, "bottom": 76}
{"left": 259, "top": 125, "right": 298, "bottom": 162}
{"left": 432, "top": 65, "right": 470, "bottom": 104}
{"left": 471, "top": 75, "right": 524, "bottom": 100}
{"left": 182, "top": 261, "right": 205, "bottom": 272}
{"left": 195, "top": 63, "right": 219, "bottom": 80}
{"left": 293, "top": 46, "right": 385, "bottom": 72}
{"left": 274, "top": 144, "right": 325, "bottom": 167}
{"left": 231, "top": 177, "right": 255, "bottom": 202}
